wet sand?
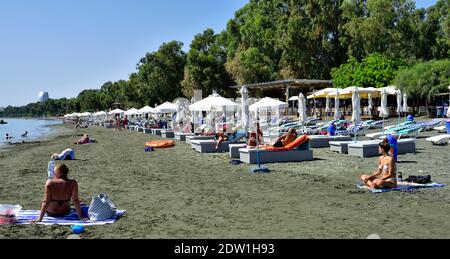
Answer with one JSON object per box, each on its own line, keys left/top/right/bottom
{"left": 0, "top": 123, "right": 449, "bottom": 239}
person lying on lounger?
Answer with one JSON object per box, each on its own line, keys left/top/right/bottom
{"left": 31, "top": 164, "right": 87, "bottom": 223}
{"left": 215, "top": 126, "right": 236, "bottom": 150}
{"left": 270, "top": 128, "right": 297, "bottom": 148}
{"left": 360, "top": 141, "right": 397, "bottom": 189}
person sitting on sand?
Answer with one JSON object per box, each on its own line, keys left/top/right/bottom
{"left": 31, "top": 164, "right": 87, "bottom": 222}
{"left": 360, "top": 141, "right": 397, "bottom": 189}
{"left": 52, "top": 149, "right": 75, "bottom": 160}
{"left": 74, "top": 134, "right": 90, "bottom": 145}
{"left": 271, "top": 128, "right": 297, "bottom": 148}
{"left": 21, "top": 131, "right": 28, "bottom": 138}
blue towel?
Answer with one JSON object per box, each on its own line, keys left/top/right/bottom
{"left": 15, "top": 209, "right": 126, "bottom": 226}
{"left": 357, "top": 182, "right": 445, "bottom": 193}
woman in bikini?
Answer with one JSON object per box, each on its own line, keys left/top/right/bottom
{"left": 360, "top": 141, "right": 397, "bottom": 189}
{"left": 31, "top": 164, "right": 87, "bottom": 223}
{"left": 272, "top": 128, "right": 298, "bottom": 148}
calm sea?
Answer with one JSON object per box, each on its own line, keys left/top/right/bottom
{"left": 0, "top": 118, "right": 62, "bottom": 147}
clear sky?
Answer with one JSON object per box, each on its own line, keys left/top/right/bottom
{"left": 0, "top": 0, "right": 438, "bottom": 107}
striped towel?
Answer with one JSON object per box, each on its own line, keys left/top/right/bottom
{"left": 15, "top": 209, "right": 126, "bottom": 226}
{"left": 357, "top": 182, "right": 445, "bottom": 193}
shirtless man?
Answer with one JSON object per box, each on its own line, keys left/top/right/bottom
{"left": 272, "top": 128, "right": 297, "bottom": 148}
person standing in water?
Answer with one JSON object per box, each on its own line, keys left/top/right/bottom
{"left": 21, "top": 131, "right": 29, "bottom": 138}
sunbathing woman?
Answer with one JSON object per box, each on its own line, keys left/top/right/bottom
{"left": 360, "top": 141, "right": 397, "bottom": 189}
{"left": 74, "top": 134, "right": 90, "bottom": 145}
{"left": 215, "top": 126, "right": 236, "bottom": 150}
{"left": 31, "top": 164, "right": 87, "bottom": 223}
{"left": 271, "top": 128, "right": 297, "bottom": 148}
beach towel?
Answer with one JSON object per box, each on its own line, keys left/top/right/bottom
{"left": 15, "top": 209, "right": 126, "bottom": 226}
{"left": 356, "top": 182, "right": 445, "bottom": 193}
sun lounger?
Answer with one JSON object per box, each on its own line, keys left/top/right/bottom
{"left": 426, "top": 135, "right": 450, "bottom": 146}
{"left": 174, "top": 132, "right": 195, "bottom": 142}
{"left": 357, "top": 182, "right": 445, "bottom": 193}
{"left": 239, "top": 136, "right": 313, "bottom": 164}
{"left": 230, "top": 143, "right": 248, "bottom": 158}
{"left": 160, "top": 130, "right": 175, "bottom": 138}
{"left": 330, "top": 140, "right": 379, "bottom": 154}
{"left": 348, "top": 138, "right": 416, "bottom": 158}
{"left": 191, "top": 131, "right": 247, "bottom": 153}
{"left": 185, "top": 135, "right": 215, "bottom": 144}
{"left": 309, "top": 135, "right": 352, "bottom": 148}
{"left": 434, "top": 126, "right": 447, "bottom": 133}
{"left": 15, "top": 209, "right": 126, "bottom": 226}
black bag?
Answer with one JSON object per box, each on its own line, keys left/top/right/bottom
{"left": 405, "top": 175, "right": 432, "bottom": 184}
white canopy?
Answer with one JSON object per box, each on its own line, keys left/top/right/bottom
{"left": 109, "top": 109, "right": 125, "bottom": 115}
{"left": 139, "top": 106, "right": 155, "bottom": 114}
{"left": 125, "top": 108, "right": 141, "bottom": 116}
{"left": 249, "top": 97, "right": 288, "bottom": 112}
{"left": 189, "top": 94, "right": 237, "bottom": 112}
{"left": 380, "top": 86, "right": 398, "bottom": 95}
{"left": 155, "top": 102, "right": 177, "bottom": 113}
{"left": 289, "top": 96, "right": 299, "bottom": 101}
{"left": 93, "top": 111, "right": 107, "bottom": 117}
{"left": 80, "top": 112, "right": 92, "bottom": 117}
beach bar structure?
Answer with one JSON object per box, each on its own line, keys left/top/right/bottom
{"left": 230, "top": 79, "right": 333, "bottom": 115}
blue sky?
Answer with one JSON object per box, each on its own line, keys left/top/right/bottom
{"left": 0, "top": 0, "right": 438, "bottom": 107}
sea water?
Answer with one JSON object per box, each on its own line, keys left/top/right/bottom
{"left": 0, "top": 118, "right": 62, "bottom": 147}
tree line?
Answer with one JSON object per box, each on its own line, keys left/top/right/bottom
{"left": 1, "top": 0, "right": 449, "bottom": 118}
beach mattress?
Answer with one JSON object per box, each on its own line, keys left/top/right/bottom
{"left": 309, "top": 135, "right": 352, "bottom": 148}
{"left": 426, "top": 135, "right": 450, "bottom": 146}
{"left": 174, "top": 133, "right": 195, "bottom": 142}
{"left": 191, "top": 139, "right": 245, "bottom": 153}
{"left": 239, "top": 148, "right": 313, "bottom": 164}
{"left": 185, "top": 135, "right": 215, "bottom": 144}
{"left": 161, "top": 130, "right": 175, "bottom": 139}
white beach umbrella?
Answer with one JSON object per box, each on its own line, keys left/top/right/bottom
{"left": 368, "top": 93, "right": 373, "bottom": 117}
{"left": 325, "top": 96, "right": 331, "bottom": 114}
{"left": 380, "top": 89, "right": 389, "bottom": 133}
{"left": 125, "top": 108, "right": 140, "bottom": 116}
{"left": 402, "top": 93, "right": 408, "bottom": 114}
{"left": 240, "top": 86, "right": 250, "bottom": 133}
{"left": 139, "top": 106, "right": 155, "bottom": 114}
{"left": 380, "top": 86, "right": 398, "bottom": 96}
{"left": 289, "top": 96, "right": 299, "bottom": 101}
{"left": 298, "top": 93, "right": 307, "bottom": 125}
{"left": 396, "top": 90, "right": 403, "bottom": 115}
{"left": 333, "top": 89, "right": 341, "bottom": 120}
{"left": 379, "top": 89, "right": 389, "bottom": 118}
{"left": 155, "top": 102, "right": 177, "bottom": 114}
{"left": 109, "top": 109, "right": 125, "bottom": 115}
{"left": 352, "top": 87, "right": 362, "bottom": 125}
{"left": 189, "top": 93, "right": 237, "bottom": 112}
{"left": 249, "top": 97, "right": 288, "bottom": 112}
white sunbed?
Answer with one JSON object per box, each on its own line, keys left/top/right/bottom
{"left": 434, "top": 126, "right": 447, "bottom": 133}
{"left": 426, "top": 135, "right": 450, "bottom": 146}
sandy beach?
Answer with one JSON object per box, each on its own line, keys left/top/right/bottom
{"left": 0, "top": 123, "right": 449, "bottom": 239}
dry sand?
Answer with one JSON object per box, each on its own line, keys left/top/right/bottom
{"left": 0, "top": 123, "right": 449, "bottom": 239}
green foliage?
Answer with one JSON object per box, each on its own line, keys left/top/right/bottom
{"left": 331, "top": 53, "right": 406, "bottom": 88}
{"left": 395, "top": 59, "right": 450, "bottom": 101}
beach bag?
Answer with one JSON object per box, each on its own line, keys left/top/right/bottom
{"left": 88, "top": 194, "right": 117, "bottom": 221}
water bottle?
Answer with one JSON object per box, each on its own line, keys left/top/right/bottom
{"left": 397, "top": 171, "right": 403, "bottom": 183}
{"left": 47, "top": 160, "right": 55, "bottom": 179}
